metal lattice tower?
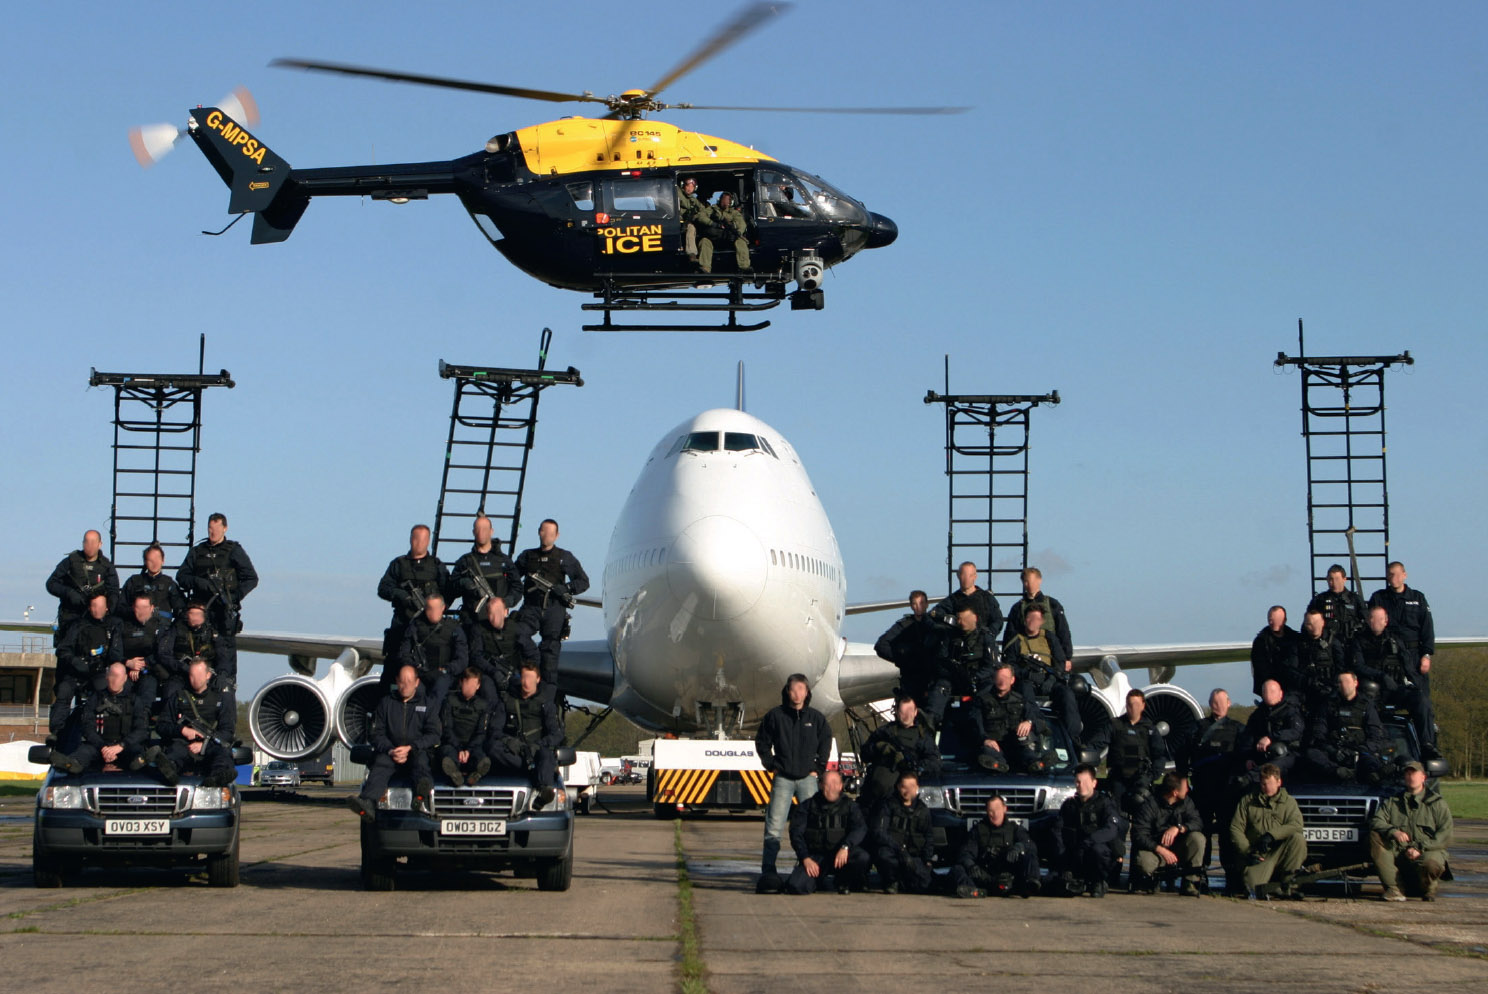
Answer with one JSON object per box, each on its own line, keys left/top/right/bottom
{"left": 88, "top": 337, "right": 234, "bottom": 569}
{"left": 1275, "top": 319, "right": 1413, "bottom": 595}
{"left": 431, "top": 329, "right": 583, "bottom": 561}
{"left": 925, "top": 357, "right": 1059, "bottom": 603}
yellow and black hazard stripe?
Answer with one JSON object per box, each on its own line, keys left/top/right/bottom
{"left": 652, "top": 768, "right": 721, "bottom": 805}
{"left": 739, "top": 769, "right": 775, "bottom": 806}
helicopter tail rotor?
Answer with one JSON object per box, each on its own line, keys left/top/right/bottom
{"left": 129, "top": 86, "right": 259, "bottom": 168}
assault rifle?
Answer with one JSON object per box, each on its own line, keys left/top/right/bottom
{"left": 1251, "top": 861, "right": 1373, "bottom": 900}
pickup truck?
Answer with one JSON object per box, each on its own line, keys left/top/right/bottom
{"left": 350, "top": 744, "right": 577, "bottom": 891}
{"left": 29, "top": 743, "right": 251, "bottom": 888}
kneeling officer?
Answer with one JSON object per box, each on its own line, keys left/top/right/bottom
{"left": 784, "top": 769, "right": 870, "bottom": 895}
{"left": 952, "top": 793, "right": 1040, "bottom": 898}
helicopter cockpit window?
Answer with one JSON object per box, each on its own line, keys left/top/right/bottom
{"left": 566, "top": 181, "right": 595, "bottom": 211}
{"left": 758, "top": 168, "right": 813, "bottom": 219}
{"left": 794, "top": 171, "right": 867, "bottom": 223}
{"left": 610, "top": 178, "right": 671, "bottom": 214}
{"left": 724, "top": 432, "right": 765, "bottom": 453}
{"left": 680, "top": 431, "right": 720, "bottom": 452}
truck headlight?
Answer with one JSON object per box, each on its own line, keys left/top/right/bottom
{"left": 1044, "top": 785, "right": 1076, "bottom": 811}
{"left": 381, "top": 787, "right": 413, "bottom": 811}
{"left": 41, "top": 785, "right": 86, "bottom": 810}
{"left": 191, "top": 786, "right": 233, "bottom": 810}
{"left": 918, "top": 786, "right": 949, "bottom": 809}
{"left": 536, "top": 788, "right": 570, "bottom": 813}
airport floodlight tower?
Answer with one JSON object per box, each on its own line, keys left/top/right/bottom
{"left": 1274, "top": 319, "right": 1413, "bottom": 596}
{"left": 88, "top": 335, "right": 234, "bottom": 569}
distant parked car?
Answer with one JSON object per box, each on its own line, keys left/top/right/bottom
{"left": 259, "top": 761, "right": 301, "bottom": 788}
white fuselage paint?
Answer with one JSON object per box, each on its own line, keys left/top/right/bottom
{"left": 601, "top": 409, "right": 846, "bottom": 734}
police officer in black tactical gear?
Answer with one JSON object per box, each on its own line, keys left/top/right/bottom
{"left": 515, "top": 518, "right": 590, "bottom": 688}
{"left": 347, "top": 663, "right": 440, "bottom": 820}
{"left": 118, "top": 543, "right": 186, "bottom": 624}
{"left": 492, "top": 661, "right": 565, "bottom": 807}
{"left": 869, "top": 770, "right": 936, "bottom": 894}
{"left": 858, "top": 695, "right": 941, "bottom": 811}
{"left": 449, "top": 514, "right": 521, "bottom": 618}
{"left": 1295, "top": 608, "right": 1346, "bottom": 714}
{"left": 398, "top": 593, "right": 468, "bottom": 707}
{"left": 970, "top": 663, "right": 1050, "bottom": 775}
{"left": 931, "top": 561, "right": 1003, "bottom": 633}
{"left": 1304, "top": 670, "right": 1386, "bottom": 782}
{"left": 1056, "top": 764, "right": 1122, "bottom": 898}
{"left": 1353, "top": 604, "right": 1434, "bottom": 752}
{"left": 952, "top": 793, "right": 1041, "bottom": 899}
{"left": 157, "top": 602, "right": 229, "bottom": 702}
{"left": 1002, "top": 566, "right": 1073, "bottom": 661}
{"left": 1249, "top": 606, "right": 1298, "bottom": 697}
{"left": 46, "top": 529, "right": 119, "bottom": 647}
{"left": 377, "top": 523, "right": 451, "bottom": 687}
{"left": 1189, "top": 688, "right": 1246, "bottom": 893}
{"left": 925, "top": 606, "right": 997, "bottom": 731}
{"left": 117, "top": 593, "right": 167, "bottom": 707}
{"left": 465, "top": 597, "right": 539, "bottom": 702}
{"left": 1308, "top": 564, "right": 1367, "bottom": 643}
{"left": 1238, "top": 679, "right": 1305, "bottom": 777}
{"left": 440, "top": 667, "right": 495, "bottom": 787}
{"left": 52, "top": 663, "right": 149, "bottom": 775}
{"left": 1369, "top": 560, "right": 1437, "bottom": 723}
{"left": 1130, "top": 772, "right": 1206, "bottom": 895}
{"left": 874, "top": 589, "right": 940, "bottom": 705}
{"left": 1002, "top": 603, "right": 1082, "bottom": 746}
{"left": 784, "top": 769, "right": 871, "bottom": 895}
{"left": 176, "top": 512, "right": 257, "bottom": 651}
{"left": 151, "top": 658, "right": 237, "bottom": 787}
{"left": 1094, "top": 688, "right": 1169, "bottom": 821}
{"left": 50, "top": 593, "right": 120, "bottom": 740}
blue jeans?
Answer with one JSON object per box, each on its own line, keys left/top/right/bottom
{"left": 761, "top": 773, "right": 818, "bottom": 873}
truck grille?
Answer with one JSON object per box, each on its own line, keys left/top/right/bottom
{"left": 955, "top": 786, "right": 1040, "bottom": 818}
{"left": 1295, "top": 795, "right": 1376, "bottom": 827}
{"left": 431, "top": 787, "right": 522, "bottom": 819}
{"left": 91, "top": 785, "right": 184, "bottom": 817}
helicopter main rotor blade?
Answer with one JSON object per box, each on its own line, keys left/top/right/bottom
{"left": 271, "top": 58, "right": 605, "bottom": 106}
{"left": 667, "top": 103, "right": 971, "bottom": 115}
{"left": 645, "top": 1, "right": 789, "bottom": 101}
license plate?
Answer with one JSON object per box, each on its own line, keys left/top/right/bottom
{"left": 439, "top": 819, "right": 506, "bottom": 836}
{"left": 1304, "top": 827, "right": 1358, "bottom": 843}
{"left": 104, "top": 818, "right": 170, "bottom": 836}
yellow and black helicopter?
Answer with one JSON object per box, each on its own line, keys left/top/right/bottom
{"left": 132, "top": 3, "right": 961, "bottom": 330}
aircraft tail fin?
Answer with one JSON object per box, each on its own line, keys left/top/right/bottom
{"left": 185, "top": 106, "right": 308, "bottom": 244}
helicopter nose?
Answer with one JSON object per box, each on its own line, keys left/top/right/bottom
{"left": 866, "top": 212, "right": 897, "bottom": 249}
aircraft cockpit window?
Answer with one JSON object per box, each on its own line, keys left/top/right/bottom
{"left": 681, "top": 431, "right": 720, "bottom": 452}
{"left": 758, "top": 168, "right": 813, "bottom": 219}
{"left": 758, "top": 436, "right": 778, "bottom": 458}
{"left": 724, "top": 432, "right": 764, "bottom": 452}
{"left": 566, "top": 181, "right": 595, "bottom": 211}
{"left": 793, "top": 170, "right": 867, "bottom": 223}
{"left": 610, "top": 178, "right": 670, "bottom": 214}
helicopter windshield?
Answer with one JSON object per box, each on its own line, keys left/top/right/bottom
{"left": 758, "top": 168, "right": 865, "bottom": 222}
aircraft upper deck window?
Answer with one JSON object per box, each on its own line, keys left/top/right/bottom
{"left": 610, "top": 178, "right": 670, "bottom": 214}
{"left": 566, "top": 181, "right": 595, "bottom": 211}
{"left": 681, "top": 431, "right": 720, "bottom": 452}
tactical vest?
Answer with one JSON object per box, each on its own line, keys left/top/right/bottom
{"left": 947, "top": 627, "right": 990, "bottom": 675}
{"left": 1195, "top": 716, "right": 1241, "bottom": 758}
{"left": 1012, "top": 632, "right": 1054, "bottom": 670}
{"left": 1255, "top": 701, "right": 1298, "bottom": 741}
{"left": 1327, "top": 696, "right": 1371, "bottom": 747}
{"left": 503, "top": 694, "right": 547, "bottom": 744}
{"left": 1110, "top": 717, "right": 1153, "bottom": 777}
{"left": 192, "top": 541, "right": 243, "bottom": 594}
{"left": 472, "top": 622, "right": 523, "bottom": 678}
{"left": 126, "top": 572, "right": 177, "bottom": 616}
{"left": 67, "top": 553, "right": 114, "bottom": 599}
{"left": 392, "top": 555, "right": 447, "bottom": 623}
{"left": 73, "top": 617, "right": 116, "bottom": 670}
{"left": 409, "top": 617, "right": 460, "bottom": 673}
{"left": 120, "top": 616, "right": 163, "bottom": 661}
{"left": 459, "top": 549, "right": 511, "bottom": 601}
{"left": 179, "top": 686, "right": 225, "bottom": 737}
{"left": 971, "top": 818, "right": 1021, "bottom": 868}
{"left": 1315, "top": 591, "right": 1362, "bottom": 641}
{"left": 94, "top": 691, "right": 134, "bottom": 743}
{"left": 883, "top": 802, "right": 930, "bottom": 851}
{"left": 1357, "top": 631, "right": 1407, "bottom": 683}
{"left": 446, "top": 694, "right": 489, "bottom": 747}
{"left": 803, "top": 798, "right": 852, "bottom": 852}
{"left": 1017, "top": 594, "right": 1056, "bottom": 637}
{"left": 978, "top": 690, "right": 1026, "bottom": 741}
{"left": 520, "top": 548, "right": 566, "bottom": 588}
{"left": 1072, "top": 794, "right": 1110, "bottom": 836}
{"left": 171, "top": 622, "right": 217, "bottom": 665}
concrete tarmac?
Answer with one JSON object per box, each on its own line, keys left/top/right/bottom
{"left": 0, "top": 786, "right": 1484, "bottom": 993}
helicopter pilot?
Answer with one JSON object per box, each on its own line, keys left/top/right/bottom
{"left": 699, "top": 191, "right": 752, "bottom": 275}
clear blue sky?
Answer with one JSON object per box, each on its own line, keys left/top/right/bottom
{"left": 3, "top": 1, "right": 1485, "bottom": 704}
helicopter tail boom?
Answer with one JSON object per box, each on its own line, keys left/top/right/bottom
{"left": 185, "top": 105, "right": 309, "bottom": 244}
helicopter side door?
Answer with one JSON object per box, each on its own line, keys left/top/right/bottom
{"left": 598, "top": 175, "right": 676, "bottom": 272}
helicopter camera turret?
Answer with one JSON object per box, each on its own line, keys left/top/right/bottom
{"left": 794, "top": 250, "right": 824, "bottom": 291}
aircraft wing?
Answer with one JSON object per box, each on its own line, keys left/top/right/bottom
{"left": 0, "top": 620, "right": 52, "bottom": 636}
{"left": 1071, "top": 636, "right": 1488, "bottom": 684}
{"left": 574, "top": 595, "right": 602, "bottom": 610}
{"left": 836, "top": 641, "right": 900, "bottom": 707}
{"left": 844, "top": 600, "right": 906, "bottom": 616}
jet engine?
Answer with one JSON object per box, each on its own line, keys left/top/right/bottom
{"left": 249, "top": 676, "right": 332, "bottom": 761}
{"left": 334, "top": 675, "right": 386, "bottom": 748}
{"left": 1140, "top": 683, "right": 1205, "bottom": 770}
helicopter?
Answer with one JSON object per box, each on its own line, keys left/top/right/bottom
{"left": 131, "top": 3, "right": 961, "bottom": 331}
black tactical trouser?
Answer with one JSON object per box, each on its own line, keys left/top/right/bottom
{"left": 1192, "top": 772, "right": 1242, "bottom": 891}
{"left": 49, "top": 669, "right": 105, "bottom": 736}
{"left": 1013, "top": 674, "right": 1082, "bottom": 744}
{"left": 1063, "top": 838, "right": 1116, "bottom": 887}
{"left": 519, "top": 599, "right": 568, "bottom": 689}
{"left": 976, "top": 736, "right": 1046, "bottom": 774}
{"left": 872, "top": 848, "right": 934, "bottom": 893}
{"left": 1378, "top": 681, "right": 1434, "bottom": 750}
{"left": 359, "top": 748, "right": 434, "bottom": 802}
{"left": 163, "top": 738, "right": 236, "bottom": 784}
{"left": 379, "top": 624, "right": 410, "bottom": 688}
{"left": 438, "top": 742, "right": 490, "bottom": 782}
{"left": 951, "top": 845, "right": 1041, "bottom": 895}
{"left": 784, "top": 847, "right": 871, "bottom": 894}
{"left": 492, "top": 739, "right": 557, "bottom": 789}
{"left": 68, "top": 741, "right": 144, "bottom": 772}
{"left": 1304, "top": 743, "right": 1383, "bottom": 781}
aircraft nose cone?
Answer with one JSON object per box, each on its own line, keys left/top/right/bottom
{"left": 866, "top": 212, "right": 897, "bottom": 248}
{"left": 667, "top": 515, "right": 767, "bottom": 621}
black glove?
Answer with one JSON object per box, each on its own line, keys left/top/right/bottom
{"left": 1255, "top": 832, "right": 1275, "bottom": 855}
{"left": 1004, "top": 843, "right": 1027, "bottom": 865}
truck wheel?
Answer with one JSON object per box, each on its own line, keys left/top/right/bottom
{"left": 362, "top": 856, "right": 397, "bottom": 892}
{"left": 207, "top": 840, "right": 241, "bottom": 888}
{"left": 536, "top": 838, "right": 573, "bottom": 892}
{"left": 578, "top": 793, "right": 592, "bottom": 816}
{"left": 654, "top": 803, "right": 679, "bottom": 820}
{"left": 32, "top": 844, "right": 64, "bottom": 889}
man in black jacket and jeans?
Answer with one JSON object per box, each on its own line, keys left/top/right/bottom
{"left": 348, "top": 664, "right": 440, "bottom": 820}
{"left": 754, "top": 673, "right": 832, "bottom": 891}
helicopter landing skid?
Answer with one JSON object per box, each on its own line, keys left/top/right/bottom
{"left": 582, "top": 273, "right": 792, "bottom": 332}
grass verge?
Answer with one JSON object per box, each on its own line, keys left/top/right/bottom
{"left": 1440, "top": 781, "right": 1488, "bottom": 820}
{"left": 673, "top": 821, "right": 708, "bottom": 994}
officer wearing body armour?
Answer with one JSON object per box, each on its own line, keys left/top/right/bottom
{"left": 176, "top": 513, "right": 257, "bottom": 650}
{"left": 1002, "top": 566, "right": 1073, "bottom": 660}
{"left": 157, "top": 603, "right": 229, "bottom": 701}
{"left": 440, "top": 667, "right": 495, "bottom": 787}
{"left": 465, "top": 598, "right": 539, "bottom": 701}
{"left": 873, "top": 589, "right": 939, "bottom": 705}
{"left": 1190, "top": 689, "right": 1246, "bottom": 894}
{"left": 377, "top": 523, "right": 451, "bottom": 686}
{"left": 118, "top": 543, "right": 186, "bottom": 623}
{"left": 1304, "top": 670, "right": 1386, "bottom": 782}
{"left": 858, "top": 695, "right": 940, "bottom": 810}
{"left": 347, "top": 664, "right": 440, "bottom": 820}
{"left": 969, "top": 664, "right": 1048, "bottom": 774}
{"left": 1352, "top": 604, "right": 1434, "bottom": 753}
{"left": 1249, "top": 606, "right": 1298, "bottom": 697}
{"left": 931, "top": 561, "right": 1003, "bottom": 633}
{"left": 869, "top": 770, "right": 936, "bottom": 894}
{"left": 151, "top": 659, "right": 236, "bottom": 787}
{"left": 1130, "top": 773, "right": 1206, "bottom": 895}
{"left": 46, "top": 529, "right": 119, "bottom": 646}
{"left": 1093, "top": 688, "right": 1167, "bottom": 816}
{"left": 117, "top": 593, "right": 167, "bottom": 706}
{"left": 952, "top": 794, "right": 1040, "bottom": 899}
{"left": 1056, "top": 764, "right": 1122, "bottom": 898}
{"left": 1238, "top": 679, "right": 1305, "bottom": 776}
{"left": 449, "top": 514, "right": 521, "bottom": 617}
{"left": 1295, "top": 608, "right": 1345, "bottom": 713}
{"left": 50, "top": 593, "right": 120, "bottom": 740}
{"left": 1002, "top": 603, "right": 1082, "bottom": 745}
{"left": 1307, "top": 564, "right": 1367, "bottom": 643}
{"left": 697, "top": 190, "right": 751, "bottom": 274}
{"left": 926, "top": 606, "right": 997, "bottom": 730}
{"left": 52, "top": 663, "right": 148, "bottom": 775}
{"left": 1369, "top": 561, "right": 1436, "bottom": 702}
{"left": 492, "top": 661, "right": 564, "bottom": 807}
{"left": 398, "top": 593, "right": 468, "bottom": 706}
{"left": 784, "top": 769, "right": 870, "bottom": 895}
{"left": 515, "top": 518, "right": 589, "bottom": 689}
